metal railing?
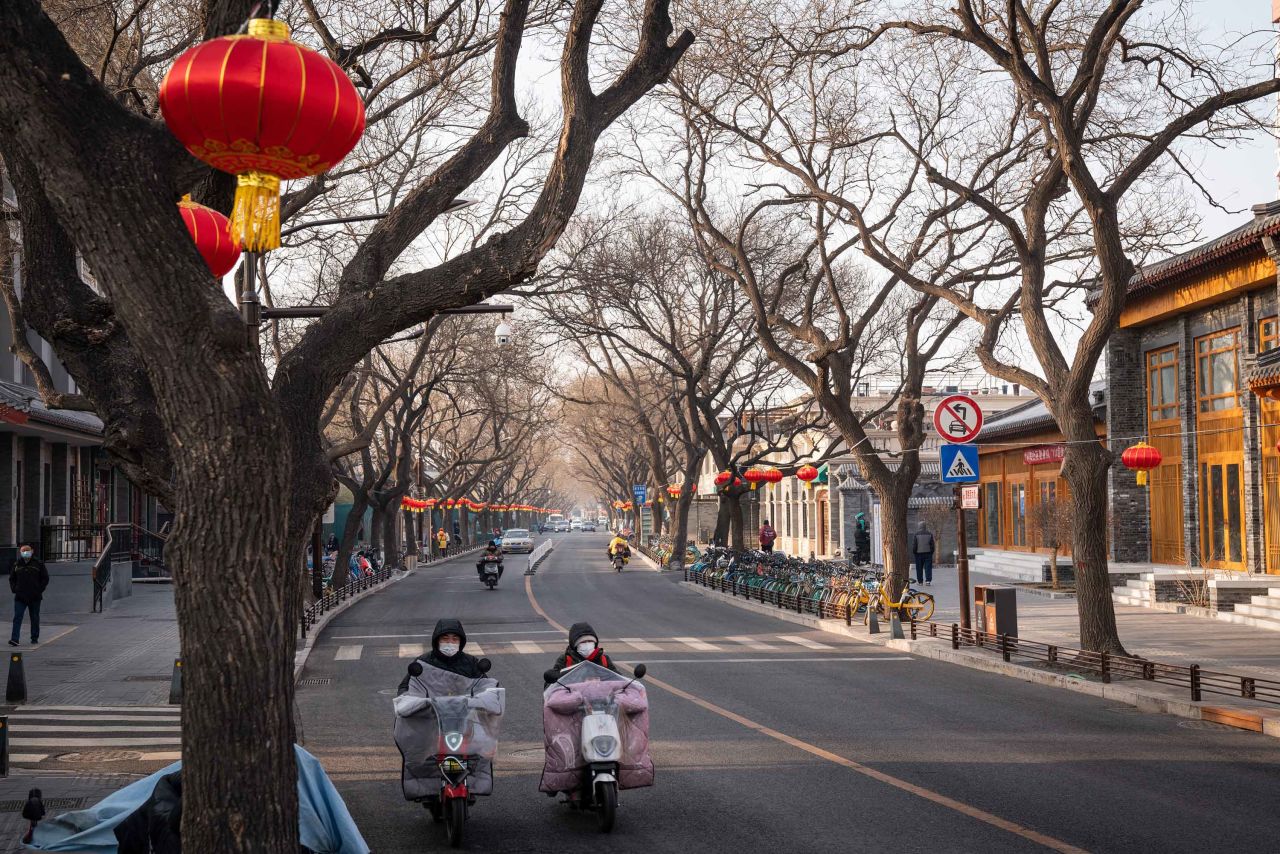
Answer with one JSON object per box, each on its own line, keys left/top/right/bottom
{"left": 910, "top": 619, "right": 1280, "bottom": 709}
{"left": 685, "top": 565, "right": 869, "bottom": 624}
{"left": 300, "top": 567, "right": 394, "bottom": 638}
{"left": 40, "top": 524, "right": 108, "bottom": 562}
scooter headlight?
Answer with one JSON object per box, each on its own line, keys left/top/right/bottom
{"left": 441, "top": 755, "right": 465, "bottom": 773}
{"left": 444, "top": 732, "right": 464, "bottom": 752}
{"left": 591, "top": 735, "right": 618, "bottom": 756}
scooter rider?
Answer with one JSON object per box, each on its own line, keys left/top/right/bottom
{"left": 545, "top": 622, "right": 619, "bottom": 686}
{"left": 398, "top": 618, "right": 487, "bottom": 694}
{"left": 476, "top": 540, "right": 504, "bottom": 581}
{"left": 606, "top": 534, "right": 630, "bottom": 562}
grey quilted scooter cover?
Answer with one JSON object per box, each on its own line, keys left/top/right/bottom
{"left": 393, "top": 664, "right": 504, "bottom": 799}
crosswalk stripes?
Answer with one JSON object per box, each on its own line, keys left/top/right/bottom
{"left": 399, "top": 643, "right": 425, "bottom": 659}
{"left": 777, "top": 635, "right": 836, "bottom": 650}
{"left": 7, "top": 706, "right": 182, "bottom": 765}
{"left": 673, "top": 637, "right": 722, "bottom": 652}
{"left": 727, "top": 635, "right": 781, "bottom": 651}
{"left": 511, "top": 641, "right": 543, "bottom": 654}
{"left": 619, "top": 638, "right": 661, "bottom": 652}
{"left": 334, "top": 645, "right": 363, "bottom": 661}
{"left": 468, "top": 642, "right": 485, "bottom": 656}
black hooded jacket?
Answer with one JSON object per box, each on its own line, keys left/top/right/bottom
{"left": 397, "top": 618, "right": 486, "bottom": 694}
{"left": 545, "top": 621, "right": 619, "bottom": 685}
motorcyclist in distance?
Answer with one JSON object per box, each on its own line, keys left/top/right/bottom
{"left": 476, "top": 540, "right": 504, "bottom": 581}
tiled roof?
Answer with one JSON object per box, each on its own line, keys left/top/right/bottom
{"left": 0, "top": 380, "right": 104, "bottom": 437}
{"left": 978, "top": 381, "right": 1105, "bottom": 441}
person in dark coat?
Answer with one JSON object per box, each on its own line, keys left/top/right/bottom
{"left": 544, "top": 622, "right": 619, "bottom": 685}
{"left": 9, "top": 544, "right": 49, "bottom": 646}
{"left": 398, "top": 618, "right": 486, "bottom": 694}
{"left": 853, "top": 513, "right": 872, "bottom": 565}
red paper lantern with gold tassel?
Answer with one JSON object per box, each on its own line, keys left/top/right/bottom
{"left": 1121, "top": 441, "right": 1162, "bottom": 486}
{"left": 178, "top": 196, "right": 241, "bottom": 277}
{"left": 159, "top": 19, "right": 365, "bottom": 252}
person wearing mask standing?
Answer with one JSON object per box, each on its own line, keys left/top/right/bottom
{"left": 9, "top": 545, "right": 49, "bottom": 646}
{"left": 912, "top": 521, "right": 936, "bottom": 586}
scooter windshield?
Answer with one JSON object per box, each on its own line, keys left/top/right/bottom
{"left": 552, "top": 660, "right": 630, "bottom": 686}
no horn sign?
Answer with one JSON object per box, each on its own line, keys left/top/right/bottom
{"left": 933, "top": 394, "right": 983, "bottom": 444}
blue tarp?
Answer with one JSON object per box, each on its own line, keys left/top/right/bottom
{"left": 26, "top": 745, "right": 368, "bottom": 853}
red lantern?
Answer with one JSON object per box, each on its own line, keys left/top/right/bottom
{"left": 765, "top": 467, "right": 783, "bottom": 484}
{"left": 159, "top": 19, "right": 366, "bottom": 251}
{"left": 744, "top": 467, "right": 766, "bottom": 490}
{"left": 714, "top": 471, "right": 731, "bottom": 487}
{"left": 1121, "top": 441, "right": 1162, "bottom": 486}
{"left": 178, "top": 196, "right": 241, "bottom": 277}
{"left": 796, "top": 464, "right": 819, "bottom": 488}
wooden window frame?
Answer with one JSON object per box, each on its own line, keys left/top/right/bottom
{"left": 1261, "top": 316, "right": 1279, "bottom": 353}
{"left": 1195, "top": 328, "right": 1240, "bottom": 414}
{"left": 1146, "top": 345, "right": 1179, "bottom": 424}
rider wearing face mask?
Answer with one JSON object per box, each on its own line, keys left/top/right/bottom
{"left": 545, "top": 622, "right": 618, "bottom": 685}
{"left": 397, "top": 618, "right": 486, "bottom": 694}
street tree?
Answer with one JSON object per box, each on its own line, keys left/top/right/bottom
{"left": 0, "top": 0, "right": 692, "bottom": 846}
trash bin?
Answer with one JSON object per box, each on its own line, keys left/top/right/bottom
{"left": 973, "top": 585, "right": 1017, "bottom": 637}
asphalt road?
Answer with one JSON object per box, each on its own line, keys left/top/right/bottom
{"left": 297, "top": 533, "right": 1280, "bottom": 853}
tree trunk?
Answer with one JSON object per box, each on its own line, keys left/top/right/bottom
{"left": 369, "top": 506, "right": 385, "bottom": 558}
{"left": 728, "top": 490, "right": 746, "bottom": 551}
{"left": 1050, "top": 547, "right": 1059, "bottom": 590}
{"left": 873, "top": 478, "right": 911, "bottom": 601}
{"left": 335, "top": 492, "right": 368, "bottom": 588}
{"left": 1061, "top": 427, "right": 1126, "bottom": 654}
{"left": 380, "top": 502, "right": 398, "bottom": 565}
{"left": 713, "top": 495, "right": 731, "bottom": 546}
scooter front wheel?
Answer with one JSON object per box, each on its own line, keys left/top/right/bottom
{"left": 445, "top": 796, "right": 466, "bottom": 847}
{"left": 596, "top": 781, "right": 617, "bottom": 833}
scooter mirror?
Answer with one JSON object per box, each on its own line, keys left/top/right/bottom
{"left": 478, "top": 658, "right": 492, "bottom": 674}
{"left": 633, "top": 664, "right": 647, "bottom": 680}
{"left": 543, "top": 668, "right": 562, "bottom": 685}
{"left": 407, "top": 661, "right": 423, "bottom": 677}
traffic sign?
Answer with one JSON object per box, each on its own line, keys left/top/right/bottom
{"left": 940, "top": 444, "right": 980, "bottom": 483}
{"left": 632, "top": 484, "right": 647, "bottom": 503}
{"left": 933, "top": 393, "right": 984, "bottom": 444}
{"left": 959, "top": 484, "right": 980, "bottom": 509}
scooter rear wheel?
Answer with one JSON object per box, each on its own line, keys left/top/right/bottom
{"left": 445, "top": 796, "right": 466, "bottom": 847}
{"left": 596, "top": 781, "right": 617, "bottom": 833}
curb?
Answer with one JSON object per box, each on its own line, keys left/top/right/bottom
{"left": 680, "top": 581, "right": 1280, "bottom": 739}
{"left": 293, "top": 549, "right": 481, "bottom": 680}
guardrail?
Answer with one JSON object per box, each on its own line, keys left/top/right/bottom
{"left": 527, "top": 540, "right": 554, "bottom": 574}
{"left": 300, "top": 567, "right": 394, "bottom": 638}
{"left": 909, "top": 620, "right": 1280, "bottom": 709}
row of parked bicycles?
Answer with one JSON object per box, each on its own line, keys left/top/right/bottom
{"left": 687, "top": 547, "right": 936, "bottom": 624}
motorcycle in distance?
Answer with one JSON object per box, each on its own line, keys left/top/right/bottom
{"left": 609, "top": 546, "right": 630, "bottom": 573}
{"left": 478, "top": 553, "right": 503, "bottom": 589}
{"left": 542, "top": 661, "right": 651, "bottom": 833}
{"left": 395, "top": 658, "right": 504, "bottom": 849}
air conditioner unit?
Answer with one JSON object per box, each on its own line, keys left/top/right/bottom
{"left": 41, "top": 516, "right": 68, "bottom": 526}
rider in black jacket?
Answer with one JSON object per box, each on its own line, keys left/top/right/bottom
{"left": 398, "top": 619, "right": 486, "bottom": 694}
{"left": 544, "top": 622, "right": 620, "bottom": 686}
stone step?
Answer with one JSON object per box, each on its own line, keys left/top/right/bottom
{"left": 1207, "top": 608, "right": 1280, "bottom": 633}
{"left": 1236, "top": 600, "right": 1280, "bottom": 620}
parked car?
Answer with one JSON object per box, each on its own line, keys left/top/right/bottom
{"left": 501, "top": 528, "right": 534, "bottom": 554}
{"left": 582, "top": 521, "right": 597, "bottom": 532}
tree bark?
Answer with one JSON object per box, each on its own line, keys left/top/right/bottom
{"left": 334, "top": 491, "right": 368, "bottom": 588}
{"left": 713, "top": 496, "right": 731, "bottom": 546}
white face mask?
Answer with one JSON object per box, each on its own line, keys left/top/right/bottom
{"left": 438, "top": 642, "right": 461, "bottom": 657}
{"left": 19, "top": 551, "right": 32, "bottom": 560}
{"left": 576, "top": 640, "right": 597, "bottom": 657}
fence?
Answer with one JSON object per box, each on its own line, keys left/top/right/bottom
{"left": 39, "top": 524, "right": 107, "bottom": 562}
{"left": 910, "top": 619, "right": 1280, "bottom": 709}
{"left": 300, "top": 567, "right": 394, "bottom": 638}
{"left": 685, "top": 564, "right": 1280, "bottom": 711}
{"left": 528, "top": 540, "right": 554, "bottom": 572}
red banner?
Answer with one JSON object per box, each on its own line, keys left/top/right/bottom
{"left": 1023, "top": 444, "right": 1065, "bottom": 466}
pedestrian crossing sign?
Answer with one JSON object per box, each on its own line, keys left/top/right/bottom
{"left": 940, "top": 443, "right": 980, "bottom": 483}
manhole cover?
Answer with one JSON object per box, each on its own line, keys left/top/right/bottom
{"left": 1178, "top": 719, "right": 1239, "bottom": 732}
{"left": 0, "top": 797, "right": 86, "bottom": 812}
{"left": 298, "top": 678, "right": 332, "bottom": 686}
{"left": 58, "top": 749, "right": 144, "bottom": 762}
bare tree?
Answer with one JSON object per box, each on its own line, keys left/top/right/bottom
{"left": 0, "top": 0, "right": 691, "bottom": 845}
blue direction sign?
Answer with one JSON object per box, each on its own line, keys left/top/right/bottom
{"left": 940, "top": 444, "right": 980, "bottom": 483}
{"left": 632, "top": 484, "right": 647, "bottom": 503}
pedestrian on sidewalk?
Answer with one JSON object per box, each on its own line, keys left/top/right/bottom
{"left": 912, "top": 521, "right": 935, "bottom": 586}
{"left": 854, "top": 513, "right": 871, "bottom": 564}
{"left": 8, "top": 544, "right": 49, "bottom": 646}
{"left": 436, "top": 528, "right": 449, "bottom": 558}
{"left": 759, "top": 520, "right": 777, "bottom": 553}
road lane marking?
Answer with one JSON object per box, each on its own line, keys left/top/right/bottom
{"left": 10, "top": 714, "right": 181, "bottom": 722}
{"left": 673, "top": 637, "right": 722, "bottom": 651}
{"left": 334, "top": 645, "right": 363, "bottom": 661}
{"left": 399, "top": 643, "right": 425, "bottom": 658}
{"left": 778, "top": 635, "right": 836, "bottom": 650}
{"left": 726, "top": 635, "right": 780, "bottom": 651}
{"left": 511, "top": 641, "right": 543, "bottom": 654}
{"left": 15, "top": 705, "right": 178, "bottom": 713}
{"left": 619, "top": 638, "right": 661, "bottom": 652}
{"left": 333, "top": 630, "right": 562, "bottom": 639}
{"left": 524, "top": 572, "right": 1087, "bottom": 854}
{"left": 10, "top": 754, "right": 48, "bottom": 763}
{"left": 10, "top": 737, "right": 184, "bottom": 747}
{"left": 468, "top": 642, "right": 485, "bottom": 656}
{"left": 140, "top": 751, "right": 183, "bottom": 761}
{"left": 10, "top": 725, "right": 182, "bottom": 733}
{"left": 617, "top": 657, "right": 912, "bottom": 664}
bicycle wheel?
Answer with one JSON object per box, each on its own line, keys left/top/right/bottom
{"left": 904, "top": 591, "right": 935, "bottom": 622}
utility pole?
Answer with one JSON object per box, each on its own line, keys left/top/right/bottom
{"left": 955, "top": 485, "right": 972, "bottom": 630}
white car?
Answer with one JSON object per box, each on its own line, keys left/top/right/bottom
{"left": 501, "top": 528, "right": 533, "bottom": 554}
{"left": 570, "top": 520, "right": 583, "bottom": 531}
